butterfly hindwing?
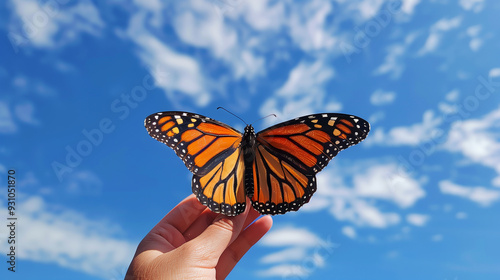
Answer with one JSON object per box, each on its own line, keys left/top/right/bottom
{"left": 192, "top": 147, "right": 247, "bottom": 216}
{"left": 145, "top": 111, "right": 242, "bottom": 176}
{"left": 250, "top": 113, "right": 370, "bottom": 215}
{"left": 251, "top": 144, "right": 317, "bottom": 215}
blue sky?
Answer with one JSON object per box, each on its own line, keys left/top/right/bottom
{"left": 1, "top": 0, "right": 500, "bottom": 279}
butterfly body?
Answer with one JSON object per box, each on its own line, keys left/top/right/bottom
{"left": 145, "top": 111, "right": 370, "bottom": 216}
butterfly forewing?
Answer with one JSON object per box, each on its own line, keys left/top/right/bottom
{"left": 250, "top": 113, "right": 370, "bottom": 215}
{"left": 257, "top": 113, "right": 370, "bottom": 174}
{"left": 145, "top": 111, "right": 242, "bottom": 176}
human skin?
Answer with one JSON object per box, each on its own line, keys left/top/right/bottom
{"left": 126, "top": 194, "right": 273, "bottom": 279}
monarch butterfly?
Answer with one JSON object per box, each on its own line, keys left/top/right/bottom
{"left": 145, "top": 111, "right": 370, "bottom": 216}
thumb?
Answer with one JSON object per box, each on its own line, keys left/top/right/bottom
{"left": 188, "top": 209, "right": 248, "bottom": 266}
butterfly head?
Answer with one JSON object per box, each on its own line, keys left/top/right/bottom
{"left": 244, "top": 124, "right": 255, "bottom": 135}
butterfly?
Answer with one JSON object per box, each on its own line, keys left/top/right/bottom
{"left": 145, "top": 111, "right": 370, "bottom": 216}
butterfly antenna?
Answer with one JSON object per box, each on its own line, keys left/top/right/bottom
{"left": 217, "top": 107, "right": 248, "bottom": 125}
{"left": 250, "top": 113, "right": 277, "bottom": 125}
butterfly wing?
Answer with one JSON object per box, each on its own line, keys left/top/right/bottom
{"left": 251, "top": 113, "right": 370, "bottom": 215}
{"left": 145, "top": 111, "right": 247, "bottom": 215}
{"left": 145, "top": 111, "right": 242, "bottom": 175}
{"left": 192, "top": 147, "right": 247, "bottom": 216}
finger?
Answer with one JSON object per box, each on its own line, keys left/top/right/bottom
{"left": 216, "top": 215, "right": 273, "bottom": 279}
{"left": 183, "top": 208, "right": 219, "bottom": 241}
{"left": 242, "top": 206, "right": 262, "bottom": 230}
{"left": 137, "top": 195, "right": 206, "bottom": 254}
{"left": 185, "top": 204, "right": 251, "bottom": 267}
{"left": 156, "top": 194, "right": 207, "bottom": 234}
{"left": 184, "top": 201, "right": 259, "bottom": 242}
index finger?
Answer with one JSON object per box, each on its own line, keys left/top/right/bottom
{"left": 155, "top": 194, "right": 207, "bottom": 234}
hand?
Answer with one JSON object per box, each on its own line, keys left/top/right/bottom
{"left": 126, "top": 194, "right": 273, "bottom": 279}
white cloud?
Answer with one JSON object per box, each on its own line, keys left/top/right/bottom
{"left": 277, "top": 60, "right": 334, "bottom": 98}
{"left": 489, "top": 68, "right": 500, "bottom": 78}
{"left": 344, "top": 0, "right": 385, "bottom": 21}
{"left": 8, "top": 0, "right": 104, "bottom": 49}
{"left": 369, "top": 111, "right": 385, "bottom": 124}
{"left": 303, "top": 161, "right": 425, "bottom": 228}
{"left": 439, "top": 180, "right": 500, "bottom": 207}
{"left": 237, "top": 1, "right": 286, "bottom": 31}
{"left": 442, "top": 105, "right": 500, "bottom": 186}
{"left": 12, "top": 75, "right": 57, "bottom": 97}
{"left": 172, "top": 0, "right": 265, "bottom": 80}
{"left": 65, "top": 170, "right": 103, "bottom": 195}
{"left": 330, "top": 198, "right": 400, "bottom": 228}
{"left": 367, "top": 110, "right": 442, "bottom": 146}
{"left": 258, "top": 225, "right": 334, "bottom": 278}
{"left": 406, "top": 213, "right": 430, "bottom": 226}
{"left": 124, "top": 10, "right": 211, "bottom": 107}
{"left": 456, "top": 212, "right": 468, "bottom": 219}
{"left": 0, "top": 195, "right": 135, "bottom": 279}
{"left": 0, "top": 101, "right": 17, "bottom": 134}
{"left": 431, "top": 234, "right": 443, "bottom": 242}
{"left": 259, "top": 59, "right": 337, "bottom": 125}
{"left": 132, "top": 0, "right": 164, "bottom": 27}
{"left": 418, "top": 17, "right": 462, "bottom": 55}
{"left": 256, "top": 264, "right": 309, "bottom": 278}
{"left": 445, "top": 89, "right": 460, "bottom": 102}
{"left": 288, "top": 0, "right": 338, "bottom": 51}
{"left": 370, "top": 89, "right": 396, "bottom": 106}
{"left": 353, "top": 163, "right": 425, "bottom": 208}
{"left": 341, "top": 226, "right": 357, "bottom": 239}
{"left": 373, "top": 32, "right": 417, "bottom": 79}
{"left": 260, "top": 226, "right": 325, "bottom": 248}
{"left": 459, "top": 0, "right": 484, "bottom": 12}
{"left": 14, "top": 102, "right": 39, "bottom": 125}
{"left": 260, "top": 247, "right": 307, "bottom": 264}
{"left": 466, "top": 25, "right": 483, "bottom": 51}
{"left": 401, "top": 0, "right": 421, "bottom": 15}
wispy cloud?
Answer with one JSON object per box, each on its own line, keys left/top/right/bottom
{"left": 353, "top": 163, "right": 425, "bottom": 208}
{"left": 258, "top": 225, "right": 336, "bottom": 278}
{"left": 439, "top": 180, "right": 500, "bottom": 207}
{"left": 287, "top": 0, "right": 338, "bottom": 52}
{"left": 0, "top": 101, "right": 17, "bottom": 134}
{"left": 172, "top": 0, "right": 265, "bottom": 80}
{"left": 370, "top": 89, "right": 396, "bottom": 106}
{"left": 459, "top": 0, "right": 484, "bottom": 13}
{"left": 341, "top": 226, "right": 357, "bottom": 239}
{"left": 466, "top": 25, "right": 483, "bottom": 51}
{"left": 418, "top": 16, "right": 462, "bottom": 56}
{"left": 406, "top": 213, "right": 430, "bottom": 226}
{"left": 303, "top": 161, "right": 425, "bottom": 228}
{"left": 0, "top": 195, "right": 136, "bottom": 279}
{"left": 442, "top": 104, "right": 500, "bottom": 186}
{"left": 373, "top": 32, "right": 418, "bottom": 79}
{"left": 260, "top": 59, "right": 339, "bottom": 125}
{"left": 65, "top": 170, "right": 103, "bottom": 196}
{"left": 367, "top": 110, "right": 442, "bottom": 146}
{"left": 8, "top": 0, "right": 104, "bottom": 51}
{"left": 14, "top": 102, "right": 39, "bottom": 125}
{"left": 431, "top": 234, "right": 443, "bottom": 242}
{"left": 123, "top": 10, "right": 211, "bottom": 107}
